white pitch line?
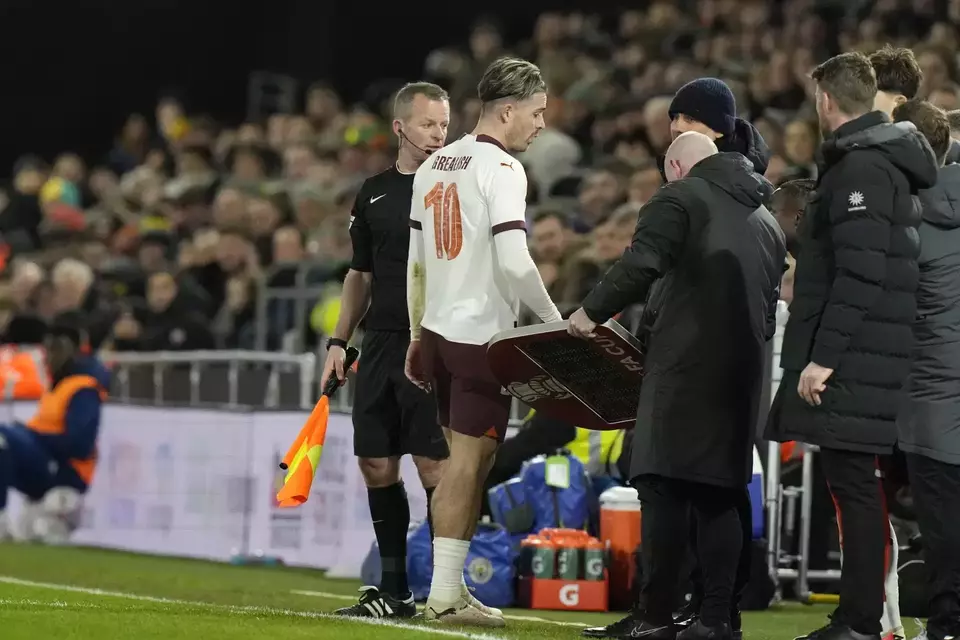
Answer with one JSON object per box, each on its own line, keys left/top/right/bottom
{"left": 290, "top": 589, "right": 591, "bottom": 628}
{"left": 0, "top": 576, "right": 502, "bottom": 640}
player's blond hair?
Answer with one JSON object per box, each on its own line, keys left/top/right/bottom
{"left": 477, "top": 57, "right": 546, "bottom": 105}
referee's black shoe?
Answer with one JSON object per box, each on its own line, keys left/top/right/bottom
{"left": 581, "top": 609, "right": 678, "bottom": 639}
{"left": 334, "top": 586, "right": 416, "bottom": 619}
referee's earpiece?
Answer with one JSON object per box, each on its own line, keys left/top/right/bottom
{"left": 398, "top": 126, "right": 432, "bottom": 156}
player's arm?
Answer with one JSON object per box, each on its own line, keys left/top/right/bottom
{"left": 332, "top": 192, "right": 374, "bottom": 343}
{"left": 407, "top": 185, "right": 427, "bottom": 341}
{"left": 487, "top": 163, "right": 562, "bottom": 323}
{"left": 581, "top": 187, "right": 689, "bottom": 323}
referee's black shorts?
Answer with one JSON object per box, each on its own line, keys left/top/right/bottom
{"left": 352, "top": 330, "right": 449, "bottom": 460}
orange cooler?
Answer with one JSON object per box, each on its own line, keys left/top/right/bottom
{"left": 599, "top": 486, "right": 642, "bottom": 609}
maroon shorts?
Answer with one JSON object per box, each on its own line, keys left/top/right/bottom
{"left": 420, "top": 328, "right": 512, "bottom": 443}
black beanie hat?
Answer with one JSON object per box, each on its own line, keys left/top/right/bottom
{"left": 668, "top": 78, "right": 737, "bottom": 137}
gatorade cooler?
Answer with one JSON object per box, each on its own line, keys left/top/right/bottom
{"left": 600, "top": 486, "right": 642, "bottom": 609}
{"left": 519, "top": 528, "right": 608, "bottom": 612}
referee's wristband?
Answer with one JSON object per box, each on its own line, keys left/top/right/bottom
{"left": 326, "top": 337, "right": 348, "bottom": 350}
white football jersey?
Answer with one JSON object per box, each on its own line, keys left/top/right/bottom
{"left": 410, "top": 134, "right": 528, "bottom": 345}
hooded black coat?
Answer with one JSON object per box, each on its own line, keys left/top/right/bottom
{"left": 898, "top": 162, "right": 960, "bottom": 465}
{"left": 582, "top": 153, "right": 786, "bottom": 488}
{"left": 766, "top": 112, "right": 939, "bottom": 454}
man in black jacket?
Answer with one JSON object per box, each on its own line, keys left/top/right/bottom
{"left": 765, "top": 53, "right": 939, "bottom": 640}
{"left": 892, "top": 99, "right": 960, "bottom": 640}
{"left": 574, "top": 131, "right": 786, "bottom": 640}
{"left": 656, "top": 78, "right": 774, "bottom": 636}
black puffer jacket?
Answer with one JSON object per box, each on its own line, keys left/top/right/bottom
{"left": 899, "top": 162, "right": 960, "bottom": 464}
{"left": 766, "top": 112, "right": 939, "bottom": 454}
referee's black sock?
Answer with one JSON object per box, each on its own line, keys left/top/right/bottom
{"left": 369, "top": 482, "right": 410, "bottom": 598}
{"left": 425, "top": 485, "right": 437, "bottom": 541}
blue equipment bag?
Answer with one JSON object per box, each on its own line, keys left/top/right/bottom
{"left": 487, "top": 476, "right": 535, "bottom": 548}
{"left": 520, "top": 453, "right": 591, "bottom": 532}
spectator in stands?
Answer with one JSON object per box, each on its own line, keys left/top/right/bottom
{"left": 248, "top": 193, "right": 290, "bottom": 264}
{"left": 9, "top": 261, "right": 44, "bottom": 317}
{"left": 1, "top": 261, "right": 47, "bottom": 344}
{"left": 530, "top": 210, "right": 571, "bottom": 265}
{"left": 137, "top": 231, "right": 172, "bottom": 275}
{"left": 892, "top": 98, "right": 960, "bottom": 640}
{"left": 115, "top": 270, "right": 213, "bottom": 352}
{"left": 518, "top": 97, "right": 582, "bottom": 196}
{"left": 782, "top": 120, "right": 819, "bottom": 180}
{"left": 213, "top": 276, "right": 256, "bottom": 349}
{"left": 945, "top": 109, "right": 960, "bottom": 164}
{"left": 574, "top": 160, "right": 630, "bottom": 232}
{"left": 627, "top": 163, "right": 663, "bottom": 207}
{"left": 929, "top": 84, "right": 960, "bottom": 110}
{"left": 0, "top": 156, "right": 46, "bottom": 252}
{"left": 51, "top": 259, "right": 114, "bottom": 349}
{"left": 107, "top": 114, "right": 152, "bottom": 176}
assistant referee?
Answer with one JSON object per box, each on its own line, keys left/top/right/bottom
{"left": 323, "top": 82, "right": 451, "bottom": 620}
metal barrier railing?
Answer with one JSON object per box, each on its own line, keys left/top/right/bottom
{"left": 253, "top": 260, "right": 341, "bottom": 353}
{"left": 107, "top": 350, "right": 317, "bottom": 410}
{"left": 764, "top": 301, "right": 842, "bottom": 603}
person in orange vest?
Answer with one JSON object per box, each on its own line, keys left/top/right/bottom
{"left": 0, "top": 312, "right": 110, "bottom": 543}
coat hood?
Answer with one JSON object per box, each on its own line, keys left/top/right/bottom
{"left": 919, "top": 162, "right": 960, "bottom": 229}
{"left": 826, "top": 113, "right": 939, "bottom": 192}
{"left": 719, "top": 118, "right": 771, "bottom": 176}
{"left": 687, "top": 152, "right": 774, "bottom": 209}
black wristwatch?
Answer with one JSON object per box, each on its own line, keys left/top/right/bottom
{"left": 326, "top": 337, "right": 348, "bottom": 350}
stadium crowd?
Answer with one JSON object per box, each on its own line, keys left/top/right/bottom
{"left": 1, "top": 0, "right": 959, "bottom": 354}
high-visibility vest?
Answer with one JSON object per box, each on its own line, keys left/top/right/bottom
{"left": 525, "top": 409, "right": 625, "bottom": 476}
{"left": 566, "top": 427, "right": 625, "bottom": 476}
{"left": 26, "top": 373, "right": 107, "bottom": 485}
{"left": 0, "top": 347, "right": 48, "bottom": 400}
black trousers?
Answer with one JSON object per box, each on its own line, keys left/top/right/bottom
{"left": 634, "top": 474, "right": 743, "bottom": 627}
{"left": 906, "top": 452, "right": 960, "bottom": 638}
{"left": 687, "top": 486, "right": 753, "bottom": 609}
{"left": 820, "top": 447, "right": 890, "bottom": 635}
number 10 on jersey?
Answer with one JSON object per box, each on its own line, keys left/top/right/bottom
{"left": 424, "top": 181, "right": 463, "bottom": 261}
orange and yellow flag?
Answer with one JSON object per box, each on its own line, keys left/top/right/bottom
{"left": 276, "top": 395, "right": 330, "bottom": 507}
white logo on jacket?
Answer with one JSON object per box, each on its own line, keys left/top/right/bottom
{"left": 847, "top": 191, "right": 866, "bottom": 211}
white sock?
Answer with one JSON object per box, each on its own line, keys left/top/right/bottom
{"left": 885, "top": 521, "right": 903, "bottom": 634}
{"left": 429, "top": 537, "right": 470, "bottom": 606}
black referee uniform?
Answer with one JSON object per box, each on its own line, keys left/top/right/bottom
{"left": 348, "top": 166, "right": 449, "bottom": 463}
